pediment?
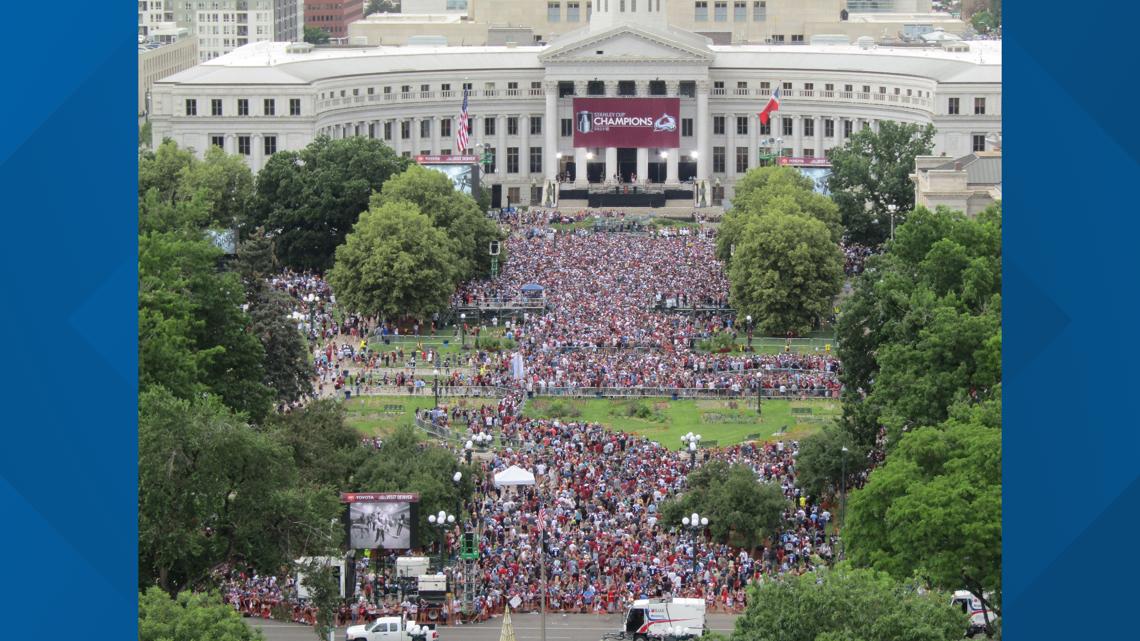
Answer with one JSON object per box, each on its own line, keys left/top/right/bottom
{"left": 540, "top": 25, "right": 714, "bottom": 65}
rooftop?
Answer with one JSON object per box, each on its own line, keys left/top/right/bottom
{"left": 928, "top": 152, "right": 1003, "bottom": 185}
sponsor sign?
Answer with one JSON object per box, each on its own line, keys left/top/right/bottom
{"left": 572, "top": 98, "right": 680, "bottom": 148}
{"left": 777, "top": 157, "right": 832, "bottom": 167}
{"left": 415, "top": 154, "right": 477, "bottom": 164}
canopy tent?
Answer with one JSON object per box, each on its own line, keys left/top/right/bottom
{"left": 494, "top": 465, "right": 536, "bottom": 488}
{"left": 520, "top": 283, "right": 544, "bottom": 292}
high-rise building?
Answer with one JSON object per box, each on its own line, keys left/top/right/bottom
{"left": 305, "top": 0, "right": 364, "bottom": 40}
{"left": 138, "top": 1, "right": 303, "bottom": 62}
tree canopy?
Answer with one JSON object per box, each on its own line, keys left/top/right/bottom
{"left": 660, "top": 461, "right": 789, "bottom": 550}
{"left": 139, "top": 140, "right": 254, "bottom": 234}
{"left": 719, "top": 166, "right": 843, "bottom": 255}
{"left": 139, "top": 587, "right": 264, "bottom": 641}
{"left": 732, "top": 568, "right": 966, "bottom": 641}
{"left": 303, "top": 25, "right": 330, "bottom": 44}
{"left": 727, "top": 212, "right": 844, "bottom": 335}
{"left": 328, "top": 200, "right": 461, "bottom": 321}
{"left": 794, "top": 424, "right": 868, "bottom": 500}
{"left": 371, "top": 165, "right": 503, "bottom": 280}
{"left": 249, "top": 135, "right": 409, "bottom": 271}
{"left": 826, "top": 121, "right": 935, "bottom": 245}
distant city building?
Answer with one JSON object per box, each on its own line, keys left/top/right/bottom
{"left": 138, "top": 25, "right": 199, "bottom": 116}
{"left": 306, "top": 0, "right": 364, "bottom": 40}
{"left": 911, "top": 150, "right": 1001, "bottom": 216}
{"left": 137, "top": 1, "right": 303, "bottom": 61}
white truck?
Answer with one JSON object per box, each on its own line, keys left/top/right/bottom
{"left": 619, "top": 597, "right": 706, "bottom": 639}
{"left": 951, "top": 590, "right": 998, "bottom": 637}
{"left": 345, "top": 616, "right": 439, "bottom": 641}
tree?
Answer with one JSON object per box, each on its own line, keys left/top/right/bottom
{"left": 835, "top": 204, "right": 1001, "bottom": 445}
{"left": 139, "top": 388, "right": 342, "bottom": 594}
{"left": 250, "top": 136, "right": 409, "bottom": 271}
{"left": 299, "top": 560, "right": 342, "bottom": 641}
{"left": 844, "top": 397, "right": 1002, "bottom": 617}
{"left": 265, "top": 400, "right": 367, "bottom": 490}
{"left": 303, "top": 25, "right": 330, "bottom": 44}
{"left": 366, "top": 0, "right": 401, "bottom": 14}
{"left": 728, "top": 213, "right": 844, "bottom": 335}
{"left": 139, "top": 138, "right": 196, "bottom": 202}
{"left": 180, "top": 145, "right": 255, "bottom": 230}
{"left": 794, "top": 424, "right": 868, "bottom": 499}
{"left": 732, "top": 568, "right": 967, "bottom": 641}
{"left": 328, "top": 200, "right": 460, "bottom": 321}
{"left": 659, "top": 462, "right": 788, "bottom": 550}
{"left": 371, "top": 165, "right": 504, "bottom": 280}
{"left": 139, "top": 120, "right": 153, "bottom": 149}
{"left": 139, "top": 587, "right": 265, "bottom": 641}
{"left": 139, "top": 140, "right": 255, "bottom": 234}
{"left": 826, "top": 121, "right": 935, "bottom": 245}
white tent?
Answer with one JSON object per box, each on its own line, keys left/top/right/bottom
{"left": 494, "top": 465, "right": 536, "bottom": 488}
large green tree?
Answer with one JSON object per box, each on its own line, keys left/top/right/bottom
{"left": 139, "top": 231, "right": 273, "bottom": 421}
{"left": 328, "top": 200, "right": 461, "bottom": 321}
{"left": 303, "top": 25, "right": 330, "bottom": 44}
{"left": 826, "top": 121, "right": 935, "bottom": 245}
{"left": 719, "top": 166, "right": 843, "bottom": 260}
{"left": 250, "top": 136, "right": 409, "bottom": 270}
{"left": 660, "top": 461, "right": 789, "bottom": 550}
{"left": 139, "top": 389, "right": 342, "bottom": 594}
{"left": 794, "top": 424, "right": 867, "bottom": 499}
{"left": 728, "top": 212, "right": 844, "bottom": 335}
{"left": 371, "top": 165, "right": 503, "bottom": 280}
{"left": 139, "top": 587, "right": 264, "bottom": 641}
{"left": 139, "top": 140, "right": 254, "bottom": 234}
{"left": 265, "top": 400, "right": 367, "bottom": 490}
{"left": 845, "top": 396, "right": 1002, "bottom": 616}
{"left": 836, "top": 204, "right": 1001, "bottom": 446}
{"left": 732, "top": 568, "right": 966, "bottom": 641}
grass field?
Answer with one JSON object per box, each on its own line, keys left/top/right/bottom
{"left": 523, "top": 397, "right": 840, "bottom": 448}
{"left": 342, "top": 395, "right": 499, "bottom": 436}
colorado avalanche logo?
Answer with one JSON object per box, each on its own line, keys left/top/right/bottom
{"left": 653, "top": 113, "right": 677, "bottom": 132}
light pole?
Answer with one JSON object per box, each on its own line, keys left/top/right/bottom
{"left": 459, "top": 313, "right": 467, "bottom": 350}
{"left": 452, "top": 471, "right": 463, "bottom": 521}
{"left": 427, "top": 510, "right": 455, "bottom": 569}
{"left": 840, "top": 445, "right": 849, "bottom": 561}
{"left": 681, "top": 512, "right": 709, "bottom": 577}
{"left": 745, "top": 314, "right": 753, "bottom": 348}
{"left": 464, "top": 439, "right": 473, "bottom": 464}
{"left": 681, "top": 432, "right": 701, "bottom": 468}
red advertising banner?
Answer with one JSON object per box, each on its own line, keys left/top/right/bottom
{"left": 572, "top": 98, "right": 680, "bottom": 149}
{"left": 778, "top": 157, "right": 832, "bottom": 167}
{"left": 415, "top": 154, "right": 477, "bottom": 164}
{"left": 341, "top": 492, "right": 421, "bottom": 503}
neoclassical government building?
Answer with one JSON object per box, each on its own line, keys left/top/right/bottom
{"left": 149, "top": 0, "right": 1000, "bottom": 208}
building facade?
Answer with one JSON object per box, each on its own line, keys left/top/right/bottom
{"left": 139, "top": 29, "right": 199, "bottom": 115}
{"left": 149, "top": 0, "right": 1000, "bottom": 206}
{"left": 305, "top": 1, "right": 365, "bottom": 39}
{"left": 143, "top": 0, "right": 302, "bottom": 61}
{"left": 912, "top": 151, "right": 1001, "bottom": 216}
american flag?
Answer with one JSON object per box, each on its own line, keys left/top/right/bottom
{"left": 455, "top": 88, "right": 470, "bottom": 153}
{"left": 537, "top": 507, "right": 546, "bottom": 533}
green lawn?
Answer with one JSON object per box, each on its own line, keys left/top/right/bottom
{"left": 342, "top": 395, "right": 499, "bottom": 436}
{"left": 522, "top": 397, "right": 840, "bottom": 448}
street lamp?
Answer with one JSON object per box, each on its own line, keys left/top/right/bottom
{"left": 681, "top": 432, "right": 702, "bottom": 468}
{"left": 464, "top": 439, "right": 473, "bottom": 464}
{"left": 460, "top": 313, "right": 467, "bottom": 350}
{"left": 840, "top": 445, "right": 849, "bottom": 561}
{"left": 427, "top": 510, "right": 456, "bottom": 568}
{"left": 453, "top": 471, "right": 463, "bottom": 520}
{"left": 681, "top": 512, "right": 709, "bottom": 576}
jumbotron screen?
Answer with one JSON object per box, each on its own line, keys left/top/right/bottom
{"left": 342, "top": 493, "right": 419, "bottom": 550}
{"left": 415, "top": 155, "right": 479, "bottom": 196}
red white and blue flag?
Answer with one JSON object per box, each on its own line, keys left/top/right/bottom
{"left": 455, "top": 88, "right": 470, "bottom": 152}
{"left": 538, "top": 507, "right": 546, "bottom": 532}
{"left": 757, "top": 86, "right": 781, "bottom": 126}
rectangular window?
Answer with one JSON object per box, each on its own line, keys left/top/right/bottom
{"left": 974, "top": 97, "right": 986, "bottom": 115}
{"left": 782, "top": 117, "right": 792, "bottom": 136}
{"left": 263, "top": 135, "right": 277, "bottom": 156}
{"left": 263, "top": 98, "right": 275, "bottom": 115}
{"left": 791, "top": 34, "right": 804, "bottom": 43}
{"left": 211, "top": 98, "right": 223, "bottom": 116}
{"left": 210, "top": 134, "right": 224, "bottom": 149}
{"left": 753, "top": 0, "right": 765, "bottom": 20}
{"left": 618, "top": 81, "right": 636, "bottom": 96}
{"left": 548, "top": 2, "right": 560, "bottom": 22}
{"left": 948, "top": 97, "right": 959, "bottom": 114}
{"left": 508, "top": 187, "right": 521, "bottom": 204}
{"left": 561, "top": 118, "right": 573, "bottom": 137}
{"left": 736, "top": 116, "right": 748, "bottom": 135}
{"left": 567, "top": 1, "right": 580, "bottom": 21}
{"left": 713, "top": 116, "right": 725, "bottom": 135}
{"left": 508, "top": 117, "right": 519, "bottom": 136}
{"left": 824, "top": 119, "right": 835, "bottom": 138}
{"left": 682, "top": 118, "right": 693, "bottom": 137}
{"left": 290, "top": 98, "right": 301, "bottom": 115}
{"left": 485, "top": 146, "right": 497, "bottom": 172}
{"left": 759, "top": 120, "right": 770, "bottom": 135}
{"left": 680, "top": 81, "right": 696, "bottom": 97}
{"left": 844, "top": 120, "right": 853, "bottom": 137}
{"left": 237, "top": 135, "right": 250, "bottom": 155}
{"left": 803, "top": 148, "right": 814, "bottom": 158}
{"left": 384, "top": 121, "right": 392, "bottom": 140}
{"left": 530, "top": 116, "right": 542, "bottom": 135}
{"left": 825, "top": 83, "right": 834, "bottom": 92}
{"left": 420, "top": 119, "right": 431, "bottom": 138}
{"left": 441, "top": 118, "right": 452, "bottom": 138}
{"left": 714, "top": 1, "right": 727, "bottom": 21}
{"left": 185, "top": 99, "right": 197, "bottom": 116}
{"left": 485, "top": 117, "right": 497, "bottom": 136}
{"left": 507, "top": 147, "right": 520, "bottom": 173}
{"left": 530, "top": 147, "right": 543, "bottom": 173}
{"left": 972, "top": 134, "right": 986, "bottom": 152}
{"left": 782, "top": 82, "right": 792, "bottom": 91}
{"left": 771, "top": 34, "right": 784, "bottom": 43}
{"left": 734, "top": 1, "right": 746, "bottom": 20}
{"left": 695, "top": 1, "right": 708, "bottom": 21}
{"left": 712, "top": 146, "right": 726, "bottom": 173}
{"left": 803, "top": 83, "right": 814, "bottom": 92}
{"left": 735, "top": 146, "right": 748, "bottom": 173}
{"left": 803, "top": 118, "right": 814, "bottom": 137}
{"left": 401, "top": 121, "right": 411, "bottom": 139}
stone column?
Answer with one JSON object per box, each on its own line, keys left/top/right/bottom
{"left": 520, "top": 114, "right": 531, "bottom": 177}
{"left": 411, "top": 116, "right": 421, "bottom": 155}
{"left": 545, "top": 80, "right": 558, "bottom": 180}
{"left": 575, "top": 147, "right": 588, "bottom": 186}
{"left": 605, "top": 147, "right": 618, "bottom": 182}
{"left": 748, "top": 109, "right": 759, "bottom": 170}
{"left": 666, "top": 148, "right": 679, "bottom": 184}
{"left": 225, "top": 133, "right": 236, "bottom": 154}
{"left": 792, "top": 115, "right": 803, "bottom": 156}
{"left": 605, "top": 80, "right": 619, "bottom": 97}
{"left": 814, "top": 116, "right": 824, "bottom": 157}
{"left": 636, "top": 147, "right": 649, "bottom": 183}
{"left": 497, "top": 114, "right": 508, "bottom": 179}
{"left": 636, "top": 80, "right": 650, "bottom": 97}
{"left": 666, "top": 80, "right": 680, "bottom": 97}
{"left": 575, "top": 80, "right": 588, "bottom": 97}
{"left": 431, "top": 116, "right": 441, "bottom": 153}
{"left": 251, "top": 133, "right": 263, "bottom": 172}
{"left": 696, "top": 80, "right": 710, "bottom": 179}
{"left": 727, "top": 112, "right": 738, "bottom": 179}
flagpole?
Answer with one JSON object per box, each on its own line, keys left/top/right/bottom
{"left": 540, "top": 496, "right": 547, "bottom": 641}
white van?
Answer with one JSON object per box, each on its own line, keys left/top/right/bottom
{"left": 622, "top": 597, "right": 706, "bottom": 639}
{"left": 951, "top": 590, "right": 998, "bottom": 637}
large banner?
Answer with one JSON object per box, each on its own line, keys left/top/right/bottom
{"left": 415, "top": 155, "right": 478, "bottom": 196}
{"left": 572, "top": 98, "right": 680, "bottom": 148}
{"left": 343, "top": 493, "right": 419, "bottom": 550}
